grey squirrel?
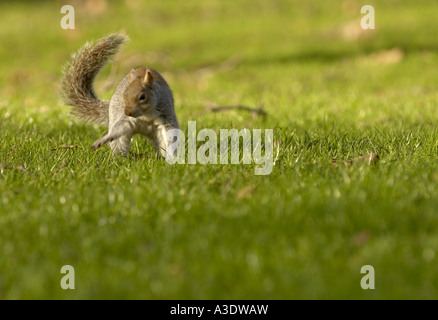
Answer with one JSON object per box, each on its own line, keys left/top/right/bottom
{"left": 61, "top": 33, "right": 179, "bottom": 157}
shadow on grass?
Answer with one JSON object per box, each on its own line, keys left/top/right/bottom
{"left": 244, "top": 41, "right": 438, "bottom": 66}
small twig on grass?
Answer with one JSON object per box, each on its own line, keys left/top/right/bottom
{"left": 203, "top": 101, "right": 267, "bottom": 118}
{"left": 128, "top": 152, "right": 158, "bottom": 160}
{"left": 0, "top": 163, "right": 27, "bottom": 172}
{"left": 51, "top": 144, "right": 79, "bottom": 151}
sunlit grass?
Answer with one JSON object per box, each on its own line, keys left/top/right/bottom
{"left": 0, "top": 0, "right": 437, "bottom": 299}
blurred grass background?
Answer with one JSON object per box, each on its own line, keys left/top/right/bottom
{"left": 0, "top": 0, "right": 437, "bottom": 299}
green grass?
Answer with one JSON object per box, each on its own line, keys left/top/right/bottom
{"left": 1, "top": 0, "right": 438, "bottom": 299}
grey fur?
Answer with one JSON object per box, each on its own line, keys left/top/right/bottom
{"left": 61, "top": 34, "right": 179, "bottom": 156}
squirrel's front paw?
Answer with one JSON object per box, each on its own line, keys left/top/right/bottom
{"left": 91, "top": 136, "right": 113, "bottom": 150}
{"left": 91, "top": 139, "right": 104, "bottom": 150}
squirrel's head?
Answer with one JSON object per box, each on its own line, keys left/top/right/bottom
{"left": 124, "top": 68, "right": 157, "bottom": 118}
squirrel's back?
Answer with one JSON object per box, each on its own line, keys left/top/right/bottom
{"left": 61, "top": 34, "right": 129, "bottom": 126}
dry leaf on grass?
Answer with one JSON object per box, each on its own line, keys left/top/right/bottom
{"left": 350, "top": 152, "right": 379, "bottom": 164}
{"left": 85, "top": 0, "right": 108, "bottom": 16}
{"left": 353, "top": 230, "right": 371, "bottom": 246}
{"left": 332, "top": 152, "right": 379, "bottom": 167}
{"left": 57, "top": 162, "right": 69, "bottom": 170}
{"left": 358, "top": 48, "right": 404, "bottom": 66}
{"left": 236, "top": 186, "right": 256, "bottom": 199}
{"left": 369, "top": 48, "right": 404, "bottom": 65}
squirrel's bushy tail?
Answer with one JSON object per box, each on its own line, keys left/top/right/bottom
{"left": 61, "top": 34, "right": 129, "bottom": 125}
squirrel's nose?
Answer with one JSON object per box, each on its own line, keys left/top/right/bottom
{"left": 125, "top": 110, "right": 133, "bottom": 116}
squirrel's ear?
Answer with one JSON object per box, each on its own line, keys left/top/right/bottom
{"left": 144, "top": 71, "right": 154, "bottom": 87}
{"left": 128, "top": 69, "right": 137, "bottom": 82}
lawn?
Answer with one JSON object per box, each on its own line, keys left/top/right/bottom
{"left": 0, "top": 0, "right": 437, "bottom": 299}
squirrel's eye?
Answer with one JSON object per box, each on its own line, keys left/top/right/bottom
{"left": 139, "top": 93, "right": 147, "bottom": 101}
